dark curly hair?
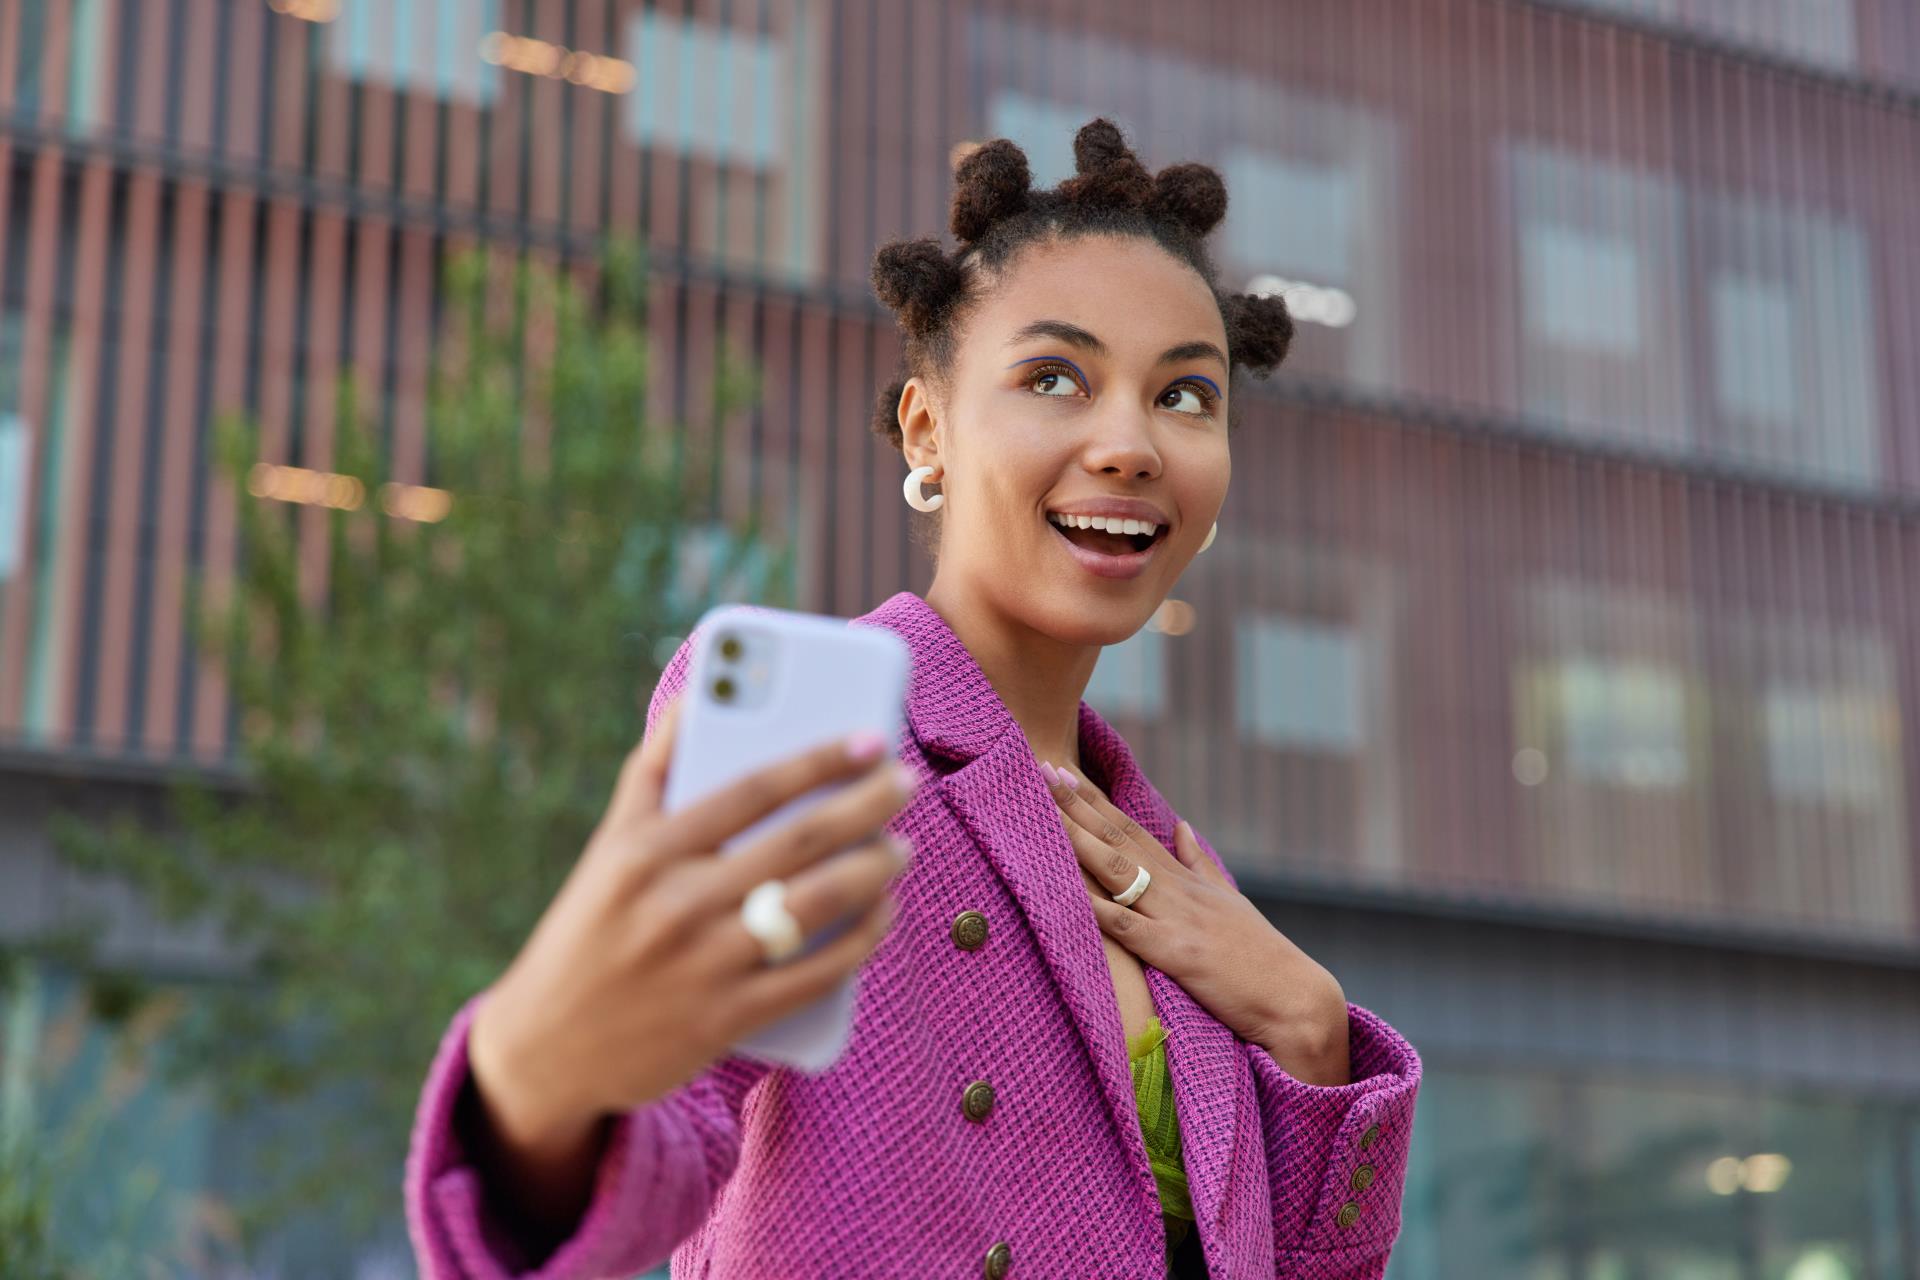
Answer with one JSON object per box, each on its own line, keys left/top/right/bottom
{"left": 868, "top": 117, "right": 1295, "bottom": 460}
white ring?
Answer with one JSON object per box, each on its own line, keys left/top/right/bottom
{"left": 1111, "top": 865, "right": 1151, "bottom": 908}
{"left": 741, "top": 879, "right": 805, "bottom": 964}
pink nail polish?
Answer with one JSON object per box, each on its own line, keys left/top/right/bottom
{"left": 846, "top": 730, "right": 887, "bottom": 761}
{"left": 1038, "top": 760, "right": 1059, "bottom": 785}
{"left": 1062, "top": 770, "right": 1079, "bottom": 791}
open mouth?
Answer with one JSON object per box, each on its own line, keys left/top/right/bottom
{"left": 1046, "top": 511, "right": 1167, "bottom": 557}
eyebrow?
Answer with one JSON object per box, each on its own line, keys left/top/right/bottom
{"left": 1001, "top": 319, "right": 1228, "bottom": 373}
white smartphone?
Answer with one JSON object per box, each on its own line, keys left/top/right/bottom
{"left": 660, "top": 603, "right": 911, "bottom": 1072}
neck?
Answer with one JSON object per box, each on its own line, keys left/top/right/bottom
{"left": 922, "top": 575, "right": 1099, "bottom": 776}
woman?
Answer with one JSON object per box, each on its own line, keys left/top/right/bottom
{"left": 404, "top": 118, "right": 1422, "bottom": 1280}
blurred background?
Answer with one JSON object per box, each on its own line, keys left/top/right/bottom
{"left": 2, "top": 0, "right": 1919, "bottom": 1276}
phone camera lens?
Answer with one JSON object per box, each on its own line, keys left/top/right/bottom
{"left": 713, "top": 675, "right": 736, "bottom": 701}
{"left": 718, "top": 634, "right": 743, "bottom": 661}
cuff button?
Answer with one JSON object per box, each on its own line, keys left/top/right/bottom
{"left": 1336, "top": 1201, "right": 1363, "bottom": 1229}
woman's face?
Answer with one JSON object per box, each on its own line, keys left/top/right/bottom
{"left": 909, "top": 234, "right": 1231, "bottom": 648}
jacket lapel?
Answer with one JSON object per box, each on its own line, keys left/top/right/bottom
{"left": 853, "top": 593, "right": 1243, "bottom": 1233}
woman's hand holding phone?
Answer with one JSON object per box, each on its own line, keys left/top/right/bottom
{"left": 461, "top": 693, "right": 918, "bottom": 1243}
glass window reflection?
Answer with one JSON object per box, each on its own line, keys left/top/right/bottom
{"left": 1390, "top": 1065, "right": 1915, "bottom": 1280}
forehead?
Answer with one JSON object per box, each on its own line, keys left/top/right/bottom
{"left": 969, "top": 235, "right": 1226, "bottom": 357}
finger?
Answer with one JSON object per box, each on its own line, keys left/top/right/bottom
{"left": 1056, "top": 810, "right": 1161, "bottom": 913}
{"left": 656, "top": 733, "right": 911, "bottom": 862}
{"left": 708, "top": 834, "right": 907, "bottom": 973}
{"left": 702, "top": 760, "right": 919, "bottom": 901}
{"left": 726, "top": 886, "right": 899, "bottom": 1035}
{"left": 1088, "top": 895, "right": 1171, "bottom": 968}
{"left": 1043, "top": 762, "right": 1181, "bottom": 878}
{"left": 616, "top": 694, "right": 684, "bottom": 821}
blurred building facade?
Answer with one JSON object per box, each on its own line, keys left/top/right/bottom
{"left": 3, "top": 0, "right": 1920, "bottom": 1274}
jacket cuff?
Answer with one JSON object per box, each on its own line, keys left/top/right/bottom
{"left": 403, "top": 992, "right": 686, "bottom": 1280}
{"left": 1249, "top": 1000, "right": 1423, "bottom": 1256}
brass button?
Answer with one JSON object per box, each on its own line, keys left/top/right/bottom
{"left": 1358, "top": 1122, "right": 1381, "bottom": 1150}
{"left": 983, "top": 1240, "right": 1012, "bottom": 1278}
{"left": 951, "top": 910, "right": 989, "bottom": 951}
{"left": 1350, "top": 1163, "right": 1375, "bottom": 1192}
{"left": 1335, "top": 1201, "right": 1363, "bottom": 1229}
{"left": 962, "top": 1080, "right": 996, "bottom": 1122}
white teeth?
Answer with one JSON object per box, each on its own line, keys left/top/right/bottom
{"left": 1047, "top": 512, "right": 1160, "bottom": 538}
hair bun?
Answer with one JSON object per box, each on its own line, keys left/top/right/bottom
{"left": 1221, "top": 292, "right": 1296, "bottom": 377}
{"left": 951, "top": 139, "right": 1033, "bottom": 244}
{"left": 1146, "top": 163, "right": 1228, "bottom": 239}
{"left": 1056, "top": 117, "right": 1153, "bottom": 211}
{"left": 870, "top": 237, "right": 967, "bottom": 335}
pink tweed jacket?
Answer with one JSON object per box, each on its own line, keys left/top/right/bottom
{"left": 404, "top": 590, "right": 1422, "bottom": 1279}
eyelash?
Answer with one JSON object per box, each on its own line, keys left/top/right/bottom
{"left": 1023, "top": 362, "right": 1219, "bottom": 418}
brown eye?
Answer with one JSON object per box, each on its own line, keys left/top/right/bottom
{"left": 1162, "top": 381, "right": 1218, "bottom": 417}
{"left": 1026, "top": 362, "right": 1083, "bottom": 398}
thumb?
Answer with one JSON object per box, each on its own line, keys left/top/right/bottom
{"left": 620, "top": 693, "right": 684, "bottom": 818}
{"left": 1174, "top": 819, "right": 1225, "bottom": 885}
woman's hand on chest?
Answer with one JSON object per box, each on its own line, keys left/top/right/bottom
{"left": 1039, "top": 761, "right": 1352, "bottom": 1088}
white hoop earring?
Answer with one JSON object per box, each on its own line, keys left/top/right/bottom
{"left": 1198, "top": 522, "right": 1217, "bottom": 553}
{"left": 903, "top": 465, "right": 944, "bottom": 512}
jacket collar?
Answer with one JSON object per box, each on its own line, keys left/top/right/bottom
{"left": 852, "top": 590, "right": 1245, "bottom": 1237}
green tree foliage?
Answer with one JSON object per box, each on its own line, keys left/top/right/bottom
{"left": 48, "top": 241, "right": 788, "bottom": 1253}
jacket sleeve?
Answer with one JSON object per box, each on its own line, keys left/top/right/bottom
{"left": 404, "top": 622, "right": 772, "bottom": 1279}
{"left": 1183, "top": 826, "right": 1424, "bottom": 1280}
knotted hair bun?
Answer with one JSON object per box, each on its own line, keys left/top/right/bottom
{"left": 1054, "top": 117, "right": 1155, "bottom": 212}
{"left": 950, "top": 139, "right": 1032, "bottom": 244}
{"left": 869, "top": 237, "right": 968, "bottom": 337}
{"left": 868, "top": 115, "right": 1296, "bottom": 456}
{"left": 1146, "top": 163, "right": 1229, "bottom": 240}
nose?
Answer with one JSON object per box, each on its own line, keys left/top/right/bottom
{"left": 1079, "top": 406, "right": 1163, "bottom": 481}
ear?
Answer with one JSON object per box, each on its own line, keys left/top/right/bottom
{"left": 897, "top": 376, "right": 942, "bottom": 473}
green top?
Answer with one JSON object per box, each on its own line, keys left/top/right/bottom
{"left": 1127, "top": 1014, "right": 1196, "bottom": 1251}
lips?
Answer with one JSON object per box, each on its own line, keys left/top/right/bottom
{"left": 1045, "top": 513, "right": 1166, "bottom": 581}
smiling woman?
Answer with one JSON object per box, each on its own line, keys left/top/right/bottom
{"left": 403, "top": 116, "right": 1420, "bottom": 1280}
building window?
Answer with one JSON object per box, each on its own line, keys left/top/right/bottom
{"left": 1205, "top": 539, "right": 1404, "bottom": 880}
{"left": 0, "top": 413, "right": 28, "bottom": 581}
{"left": 1732, "top": 618, "right": 1909, "bottom": 932}
{"left": 1512, "top": 579, "right": 1714, "bottom": 913}
{"left": 1532, "top": 658, "right": 1692, "bottom": 790}
{"left": 621, "top": 7, "right": 824, "bottom": 283}
{"left": 1695, "top": 195, "right": 1879, "bottom": 486}
{"left": 1763, "top": 686, "right": 1900, "bottom": 810}
{"left": 1234, "top": 613, "right": 1364, "bottom": 754}
{"left": 1504, "top": 143, "right": 1689, "bottom": 450}
{"left": 323, "top": 0, "right": 500, "bottom": 106}
{"left": 1084, "top": 625, "right": 1166, "bottom": 721}
{"left": 1522, "top": 223, "right": 1643, "bottom": 357}
{"left": 1710, "top": 274, "right": 1798, "bottom": 430}
{"left": 1216, "top": 99, "right": 1399, "bottom": 383}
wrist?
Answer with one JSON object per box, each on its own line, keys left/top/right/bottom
{"left": 470, "top": 995, "right": 599, "bottom": 1148}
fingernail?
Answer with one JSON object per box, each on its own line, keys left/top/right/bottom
{"left": 892, "top": 762, "right": 921, "bottom": 795}
{"left": 888, "top": 834, "right": 914, "bottom": 864}
{"left": 846, "top": 730, "right": 887, "bottom": 761}
{"left": 1039, "top": 760, "right": 1059, "bottom": 785}
{"left": 1062, "top": 769, "right": 1079, "bottom": 791}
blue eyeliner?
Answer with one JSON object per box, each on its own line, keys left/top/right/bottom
{"left": 1006, "top": 356, "right": 1219, "bottom": 401}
